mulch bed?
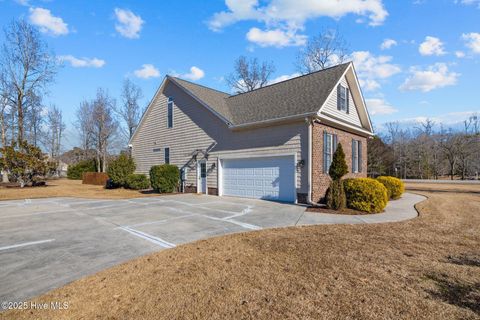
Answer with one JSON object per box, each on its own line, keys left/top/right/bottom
{"left": 306, "top": 206, "right": 371, "bottom": 215}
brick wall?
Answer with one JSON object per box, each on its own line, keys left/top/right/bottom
{"left": 311, "top": 122, "right": 367, "bottom": 203}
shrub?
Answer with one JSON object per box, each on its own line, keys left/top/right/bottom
{"left": 343, "top": 178, "right": 388, "bottom": 213}
{"left": 376, "top": 176, "right": 405, "bottom": 200}
{"left": 67, "top": 159, "right": 96, "bottom": 180}
{"left": 325, "top": 180, "right": 346, "bottom": 210}
{"left": 107, "top": 154, "right": 136, "bottom": 187}
{"left": 0, "top": 141, "right": 54, "bottom": 187}
{"left": 82, "top": 172, "right": 109, "bottom": 186}
{"left": 125, "top": 174, "right": 150, "bottom": 190}
{"left": 150, "top": 164, "right": 179, "bottom": 193}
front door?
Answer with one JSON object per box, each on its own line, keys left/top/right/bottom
{"left": 197, "top": 160, "right": 207, "bottom": 194}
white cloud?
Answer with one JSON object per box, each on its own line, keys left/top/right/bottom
{"left": 134, "top": 64, "right": 160, "bottom": 79}
{"left": 246, "top": 27, "right": 307, "bottom": 47}
{"left": 380, "top": 38, "right": 397, "bottom": 50}
{"left": 209, "top": 0, "right": 387, "bottom": 47}
{"left": 365, "top": 98, "right": 397, "bottom": 115}
{"left": 29, "top": 7, "right": 69, "bottom": 36}
{"left": 180, "top": 66, "right": 205, "bottom": 81}
{"left": 351, "top": 51, "right": 401, "bottom": 91}
{"left": 209, "top": 0, "right": 388, "bottom": 31}
{"left": 15, "top": 0, "right": 30, "bottom": 6}
{"left": 400, "top": 63, "right": 459, "bottom": 92}
{"left": 114, "top": 8, "right": 144, "bottom": 39}
{"left": 419, "top": 36, "right": 446, "bottom": 56}
{"left": 269, "top": 72, "right": 301, "bottom": 84}
{"left": 462, "top": 32, "right": 480, "bottom": 54}
{"left": 455, "top": 51, "right": 466, "bottom": 58}
{"left": 456, "top": 0, "right": 480, "bottom": 8}
{"left": 58, "top": 55, "right": 105, "bottom": 68}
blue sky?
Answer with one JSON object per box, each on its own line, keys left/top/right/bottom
{"left": 1, "top": 0, "right": 479, "bottom": 147}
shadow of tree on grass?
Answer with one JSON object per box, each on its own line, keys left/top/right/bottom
{"left": 425, "top": 273, "right": 480, "bottom": 315}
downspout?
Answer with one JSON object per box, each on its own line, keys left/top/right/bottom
{"left": 307, "top": 117, "right": 314, "bottom": 205}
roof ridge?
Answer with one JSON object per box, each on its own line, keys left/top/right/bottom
{"left": 168, "top": 75, "right": 230, "bottom": 96}
{"left": 227, "top": 61, "right": 352, "bottom": 99}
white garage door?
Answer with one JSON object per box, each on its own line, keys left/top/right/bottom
{"left": 221, "top": 155, "right": 295, "bottom": 202}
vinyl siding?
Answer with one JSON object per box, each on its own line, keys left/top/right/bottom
{"left": 131, "top": 81, "right": 308, "bottom": 193}
{"left": 321, "top": 76, "right": 362, "bottom": 127}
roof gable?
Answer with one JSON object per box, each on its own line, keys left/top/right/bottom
{"left": 130, "top": 62, "right": 373, "bottom": 143}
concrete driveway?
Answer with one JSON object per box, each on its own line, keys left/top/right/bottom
{"left": 0, "top": 194, "right": 305, "bottom": 304}
{"left": 0, "top": 192, "right": 423, "bottom": 305}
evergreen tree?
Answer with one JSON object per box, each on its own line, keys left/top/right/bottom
{"left": 325, "top": 143, "right": 348, "bottom": 210}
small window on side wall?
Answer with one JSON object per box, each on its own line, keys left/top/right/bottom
{"left": 164, "top": 147, "right": 170, "bottom": 164}
{"left": 167, "top": 97, "right": 173, "bottom": 128}
{"left": 337, "top": 84, "right": 349, "bottom": 113}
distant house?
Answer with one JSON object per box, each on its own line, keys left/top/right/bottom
{"left": 130, "top": 62, "right": 373, "bottom": 204}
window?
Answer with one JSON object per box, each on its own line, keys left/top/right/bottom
{"left": 352, "top": 139, "right": 362, "bottom": 173}
{"left": 164, "top": 147, "right": 170, "bottom": 164}
{"left": 167, "top": 97, "right": 173, "bottom": 128}
{"left": 200, "top": 162, "right": 207, "bottom": 178}
{"left": 323, "top": 132, "right": 338, "bottom": 173}
{"left": 153, "top": 148, "right": 161, "bottom": 152}
{"left": 337, "top": 84, "right": 349, "bottom": 113}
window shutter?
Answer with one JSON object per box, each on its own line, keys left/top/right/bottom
{"left": 346, "top": 88, "right": 350, "bottom": 114}
{"left": 323, "top": 131, "right": 328, "bottom": 173}
{"left": 337, "top": 84, "right": 341, "bottom": 110}
{"left": 333, "top": 134, "right": 338, "bottom": 153}
{"left": 358, "top": 140, "right": 362, "bottom": 173}
{"left": 351, "top": 139, "right": 355, "bottom": 172}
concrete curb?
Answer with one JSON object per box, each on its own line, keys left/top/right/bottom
{"left": 297, "top": 192, "right": 426, "bottom": 225}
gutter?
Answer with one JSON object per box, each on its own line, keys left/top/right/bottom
{"left": 229, "top": 112, "right": 317, "bottom": 130}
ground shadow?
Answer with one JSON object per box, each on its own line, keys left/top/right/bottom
{"left": 446, "top": 254, "right": 480, "bottom": 267}
{"left": 425, "top": 272, "right": 480, "bottom": 315}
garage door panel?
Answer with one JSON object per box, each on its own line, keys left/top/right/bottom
{"left": 222, "top": 156, "right": 295, "bottom": 202}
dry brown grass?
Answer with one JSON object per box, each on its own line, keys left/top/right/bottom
{"left": 1, "top": 187, "right": 479, "bottom": 319}
{"left": 405, "top": 181, "right": 480, "bottom": 194}
{"left": 0, "top": 179, "right": 161, "bottom": 201}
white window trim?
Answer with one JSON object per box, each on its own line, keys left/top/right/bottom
{"left": 167, "top": 97, "right": 174, "bottom": 128}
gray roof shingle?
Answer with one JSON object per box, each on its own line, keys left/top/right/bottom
{"left": 170, "top": 62, "right": 350, "bottom": 126}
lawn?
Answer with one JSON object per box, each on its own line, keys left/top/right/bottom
{"left": 1, "top": 186, "right": 479, "bottom": 319}
{"left": 0, "top": 178, "right": 160, "bottom": 201}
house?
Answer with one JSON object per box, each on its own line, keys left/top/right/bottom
{"left": 129, "top": 62, "right": 373, "bottom": 204}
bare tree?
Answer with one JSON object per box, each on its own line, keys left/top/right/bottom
{"left": 74, "top": 100, "right": 94, "bottom": 160}
{"left": 45, "top": 105, "right": 65, "bottom": 158}
{"left": 0, "top": 20, "right": 57, "bottom": 144}
{"left": 26, "top": 94, "right": 44, "bottom": 147}
{"left": 116, "top": 79, "right": 143, "bottom": 141}
{"left": 226, "top": 56, "right": 275, "bottom": 93}
{"left": 92, "top": 89, "right": 117, "bottom": 172}
{"left": 0, "top": 87, "right": 9, "bottom": 148}
{"left": 296, "top": 29, "right": 350, "bottom": 74}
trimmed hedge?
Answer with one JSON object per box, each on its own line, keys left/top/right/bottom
{"left": 107, "top": 154, "right": 136, "bottom": 187}
{"left": 82, "top": 172, "right": 109, "bottom": 186}
{"left": 343, "top": 178, "right": 388, "bottom": 213}
{"left": 125, "top": 174, "right": 150, "bottom": 190}
{"left": 149, "top": 164, "right": 179, "bottom": 193}
{"left": 377, "top": 176, "right": 405, "bottom": 200}
{"left": 67, "top": 159, "right": 96, "bottom": 180}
